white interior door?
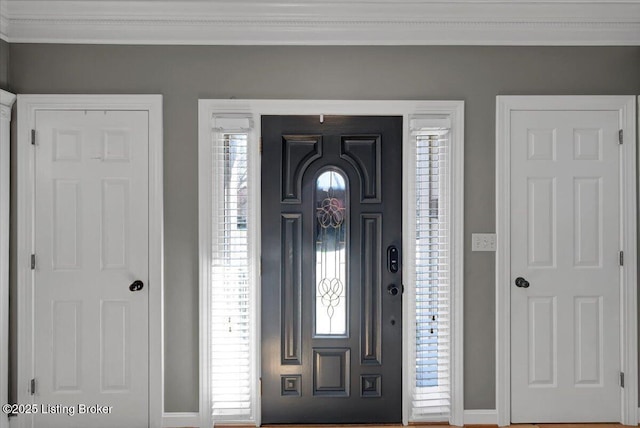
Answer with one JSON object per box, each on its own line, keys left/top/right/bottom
{"left": 509, "top": 109, "right": 621, "bottom": 422}
{"left": 33, "top": 110, "right": 149, "bottom": 428}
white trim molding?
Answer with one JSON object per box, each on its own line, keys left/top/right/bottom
{"left": 463, "top": 409, "right": 498, "bottom": 425}
{"left": 495, "top": 95, "right": 637, "bottom": 427}
{"left": 198, "top": 99, "right": 464, "bottom": 427}
{"left": 2, "top": 0, "right": 640, "bottom": 46}
{"left": 162, "top": 412, "right": 200, "bottom": 428}
{"left": 16, "top": 94, "right": 164, "bottom": 428}
{"left": 0, "top": 90, "right": 16, "bottom": 428}
{"left": 0, "top": 1, "right": 8, "bottom": 41}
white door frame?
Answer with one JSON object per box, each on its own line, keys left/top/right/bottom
{"left": 198, "top": 99, "right": 465, "bottom": 428}
{"left": 495, "top": 95, "right": 637, "bottom": 426}
{"left": 0, "top": 90, "right": 16, "bottom": 428}
{"left": 16, "top": 95, "right": 164, "bottom": 428}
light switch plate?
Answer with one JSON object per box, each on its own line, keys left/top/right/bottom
{"left": 472, "top": 233, "right": 496, "bottom": 251}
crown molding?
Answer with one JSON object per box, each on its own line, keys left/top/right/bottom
{"left": 0, "top": 90, "right": 15, "bottom": 119}
{"left": 0, "top": 1, "right": 9, "bottom": 41}
{"left": 1, "top": 0, "right": 639, "bottom": 45}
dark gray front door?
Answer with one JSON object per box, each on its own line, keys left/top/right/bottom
{"left": 261, "top": 116, "right": 402, "bottom": 423}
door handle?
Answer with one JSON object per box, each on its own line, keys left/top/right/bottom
{"left": 129, "top": 280, "right": 144, "bottom": 292}
{"left": 515, "top": 277, "right": 530, "bottom": 288}
{"left": 387, "top": 284, "right": 403, "bottom": 296}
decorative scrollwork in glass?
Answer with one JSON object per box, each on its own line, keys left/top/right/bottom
{"left": 315, "top": 170, "right": 348, "bottom": 335}
{"left": 317, "top": 277, "right": 344, "bottom": 319}
{"left": 317, "top": 197, "right": 345, "bottom": 228}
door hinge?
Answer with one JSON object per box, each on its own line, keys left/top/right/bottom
{"left": 259, "top": 137, "right": 263, "bottom": 155}
{"left": 30, "top": 254, "right": 36, "bottom": 270}
{"left": 31, "top": 129, "right": 36, "bottom": 146}
{"left": 620, "top": 372, "right": 625, "bottom": 388}
{"left": 620, "top": 251, "right": 624, "bottom": 266}
{"left": 259, "top": 377, "right": 262, "bottom": 396}
{"left": 30, "top": 378, "right": 36, "bottom": 395}
{"left": 619, "top": 129, "right": 623, "bottom": 144}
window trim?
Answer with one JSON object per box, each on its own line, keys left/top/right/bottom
{"left": 198, "top": 99, "right": 464, "bottom": 427}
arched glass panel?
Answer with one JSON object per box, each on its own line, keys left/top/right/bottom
{"left": 315, "top": 170, "right": 348, "bottom": 336}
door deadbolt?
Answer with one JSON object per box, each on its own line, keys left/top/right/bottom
{"left": 387, "top": 284, "right": 403, "bottom": 296}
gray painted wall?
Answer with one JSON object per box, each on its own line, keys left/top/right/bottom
{"left": 0, "top": 40, "right": 9, "bottom": 90}
{"left": 7, "top": 44, "right": 640, "bottom": 413}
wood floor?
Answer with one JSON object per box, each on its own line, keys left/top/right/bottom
{"left": 258, "top": 424, "right": 627, "bottom": 428}
{"left": 210, "top": 424, "right": 628, "bottom": 428}
{"left": 508, "top": 425, "right": 625, "bottom": 428}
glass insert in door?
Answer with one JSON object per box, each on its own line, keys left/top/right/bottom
{"left": 315, "top": 170, "right": 348, "bottom": 336}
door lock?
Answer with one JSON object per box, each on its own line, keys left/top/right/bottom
{"left": 387, "top": 245, "right": 399, "bottom": 273}
{"left": 387, "top": 284, "right": 403, "bottom": 296}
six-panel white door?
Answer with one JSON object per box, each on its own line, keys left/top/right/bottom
{"left": 510, "top": 110, "right": 621, "bottom": 422}
{"left": 33, "top": 110, "right": 149, "bottom": 428}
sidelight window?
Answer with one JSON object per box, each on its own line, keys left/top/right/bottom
{"left": 209, "top": 116, "right": 256, "bottom": 423}
{"left": 409, "top": 119, "right": 452, "bottom": 420}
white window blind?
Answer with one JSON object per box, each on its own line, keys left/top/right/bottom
{"left": 210, "top": 116, "right": 255, "bottom": 422}
{"left": 410, "top": 121, "right": 451, "bottom": 421}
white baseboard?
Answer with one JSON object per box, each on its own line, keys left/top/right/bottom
{"left": 6, "top": 412, "right": 200, "bottom": 428}
{"left": 162, "top": 412, "right": 200, "bottom": 428}
{"left": 463, "top": 409, "right": 498, "bottom": 425}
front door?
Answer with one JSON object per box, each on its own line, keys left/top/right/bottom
{"left": 509, "top": 108, "right": 622, "bottom": 422}
{"left": 261, "top": 115, "right": 403, "bottom": 423}
{"left": 33, "top": 110, "right": 149, "bottom": 428}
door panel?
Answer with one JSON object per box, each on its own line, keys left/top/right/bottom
{"left": 34, "top": 110, "right": 149, "bottom": 428}
{"left": 261, "top": 116, "right": 402, "bottom": 423}
{"left": 510, "top": 110, "right": 620, "bottom": 422}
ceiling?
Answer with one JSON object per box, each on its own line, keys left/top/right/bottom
{"left": 1, "top": 0, "right": 639, "bottom": 45}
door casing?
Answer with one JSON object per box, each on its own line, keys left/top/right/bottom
{"left": 198, "top": 99, "right": 465, "bottom": 427}
{"left": 495, "top": 95, "right": 638, "bottom": 426}
{"left": 0, "top": 90, "right": 16, "bottom": 428}
{"left": 16, "top": 94, "right": 164, "bottom": 428}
